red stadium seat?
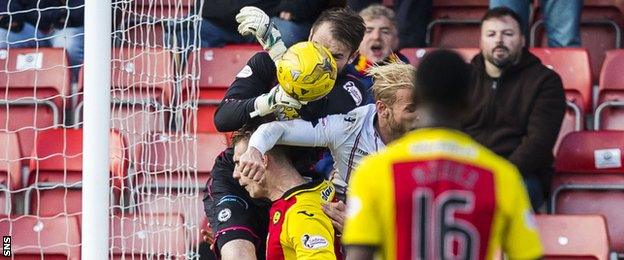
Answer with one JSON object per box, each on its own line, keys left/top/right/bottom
{"left": 76, "top": 47, "right": 174, "bottom": 151}
{"left": 400, "top": 47, "right": 479, "bottom": 67}
{"left": 0, "top": 132, "right": 21, "bottom": 215}
{"left": 531, "top": 0, "right": 624, "bottom": 81}
{"left": 595, "top": 49, "right": 624, "bottom": 130}
{"left": 0, "top": 215, "right": 81, "bottom": 259}
{"left": 535, "top": 214, "right": 611, "bottom": 260}
{"left": 0, "top": 48, "right": 71, "bottom": 158}
{"left": 129, "top": 132, "right": 226, "bottom": 246}
{"left": 427, "top": 0, "right": 489, "bottom": 47}
{"left": 553, "top": 131, "right": 624, "bottom": 255}
{"left": 186, "top": 45, "right": 263, "bottom": 133}
{"left": 529, "top": 48, "right": 591, "bottom": 152}
{"left": 110, "top": 213, "right": 186, "bottom": 259}
{"left": 25, "top": 128, "right": 127, "bottom": 216}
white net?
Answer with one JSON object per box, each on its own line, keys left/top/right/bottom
{"left": 0, "top": 0, "right": 204, "bottom": 258}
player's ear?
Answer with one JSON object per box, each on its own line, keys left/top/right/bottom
{"left": 376, "top": 100, "right": 388, "bottom": 118}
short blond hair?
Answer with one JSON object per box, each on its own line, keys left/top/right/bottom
{"left": 359, "top": 4, "right": 396, "bottom": 26}
{"left": 368, "top": 62, "right": 416, "bottom": 106}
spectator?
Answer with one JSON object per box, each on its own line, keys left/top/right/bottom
{"left": 462, "top": 7, "right": 566, "bottom": 210}
{"left": 0, "top": 0, "right": 84, "bottom": 71}
{"left": 349, "top": 4, "right": 408, "bottom": 104}
{"left": 342, "top": 49, "right": 543, "bottom": 260}
{"left": 347, "top": 0, "right": 432, "bottom": 47}
{"left": 231, "top": 130, "right": 340, "bottom": 259}
{"left": 490, "top": 0, "right": 582, "bottom": 47}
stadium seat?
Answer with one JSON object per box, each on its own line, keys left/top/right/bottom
{"left": 529, "top": 48, "right": 591, "bottom": 152}
{"left": 0, "top": 132, "right": 21, "bottom": 214}
{"left": 553, "top": 130, "right": 624, "bottom": 255}
{"left": 0, "top": 215, "right": 81, "bottom": 259}
{"left": 0, "top": 48, "right": 71, "bottom": 158}
{"left": 535, "top": 214, "right": 611, "bottom": 260}
{"left": 129, "top": 132, "right": 226, "bottom": 247}
{"left": 427, "top": 0, "right": 489, "bottom": 47}
{"left": 531, "top": 0, "right": 624, "bottom": 81}
{"left": 400, "top": 47, "right": 479, "bottom": 67}
{"left": 25, "top": 128, "right": 127, "bottom": 216}
{"left": 75, "top": 47, "right": 174, "bottom": 151}
{"left": 110, "top": 213, "right": 186, "bottom": 259}
{"left": 189, "top": 45, "right": 262, "bottom": 132}
{"left": 595, "top": 49, "right": 624, "bottom": 130}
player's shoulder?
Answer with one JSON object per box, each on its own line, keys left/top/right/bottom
{"left": 334, "top": 73, "right": 367, "bottom": 106}
{"left": 237, "top": 51, "right": 275, "bottom": 77}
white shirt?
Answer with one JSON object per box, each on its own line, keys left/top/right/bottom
{"left": 249, "top": 104, "right": 384, "bottom": 193}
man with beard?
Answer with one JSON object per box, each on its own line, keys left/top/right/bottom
{"left": 349, "top": 4, "right": 409, "bottom": 104}
{"left": 237, "top": 63, "right": 417, "bottom": 207}
{"left": 461, "top": 7, "right": 566, "bottom": 210}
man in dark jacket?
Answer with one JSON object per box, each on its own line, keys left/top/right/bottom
{"left": 462, "top": 7, "right": 566, "bottom": 210}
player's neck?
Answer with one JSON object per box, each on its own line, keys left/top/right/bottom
{"left": 375, "top": 116, "right": 393, "bottom": 145}
{"left": 414, "top": 108, "right": 461, "bottom": 130}
{"left": 267, "top": 169, "right": 306, "bottom": 201}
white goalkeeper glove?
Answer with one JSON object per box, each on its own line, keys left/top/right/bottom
{"left": 236, "top": 6, "right": 287, "bottom": 61}
{"left": 250, "top": 85, "right": 305, "bottom": 118}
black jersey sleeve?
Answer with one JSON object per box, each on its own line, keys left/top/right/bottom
{"left": 300, "top": 72, "right": 368, "bottom": 121}
{"left": 213, "top": 52, "right": 277, "bottom": 132}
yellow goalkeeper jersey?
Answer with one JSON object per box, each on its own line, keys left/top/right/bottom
{"left": 266, "top": 179, "right": 340, "bottom": 260}
{"left": 342, "top": 128, "right": 543, "bottom": 260}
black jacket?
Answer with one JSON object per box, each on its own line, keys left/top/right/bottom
{"left": 200, "top": 0, "right": 279, "bottom": 32}
{"left": 0, "top": 0, "right": 84, "bottom": 31}
{"left": 462, "top": 48, "right": 566, "bottom": 183}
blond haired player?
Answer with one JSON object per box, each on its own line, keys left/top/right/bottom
{"left": 342, "top": 50, "right": 542, "bottom": 260}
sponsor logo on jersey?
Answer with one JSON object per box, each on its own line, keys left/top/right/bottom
{"left": 272, "top": 211, "right": 282, "bottom": 224}
{"left": 301, "top": 234, "right": 329, "bottom": 250}
{"left": 321, "top": 184, "right": 334, "bottom": 202}
{"left": 342, "top": 81, "right": 363, "bottom": 105}
{"left": 217, "top": 208, "right": 232, "bottom": 222}
{"left": 236, "top": 65, "right": 253, "bottom": 78}
{"left": 343, "top": 116, "right": 356, "bottom": 123}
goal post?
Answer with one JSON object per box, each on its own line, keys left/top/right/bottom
{"left": 82, "top": 0, "right": 112, "bottom": 258}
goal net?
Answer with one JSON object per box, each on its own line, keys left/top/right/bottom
{"left": 0, "top": 0, "right": 205, "bottom": 258}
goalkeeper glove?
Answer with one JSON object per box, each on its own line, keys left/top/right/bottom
{"left": 250, "top": 85, "right": 304, "bottom": 118}
{"left": 236, "top": 6, "right": 287, "bottom": 61}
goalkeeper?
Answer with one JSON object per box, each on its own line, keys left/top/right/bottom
{"left": 204, "top": 7, "right": 366, "bottom": 260}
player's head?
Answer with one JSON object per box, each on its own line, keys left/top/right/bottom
{"left": 231, "top": 129, "right": 269, "bottom": 199}
{"left": 310, "top": 8, "right": 365, "bottom": 72}
{"left": 369, "top": 63, "right": 417, "bottom": 139}
{"left": 480, "top": 7, "right": 525, "bottom": 69}
{"left": 413, "top": 49, "right": 472, "bottom": 120}
{"left": 359, "top": 4, "right": 399, "bottom": 63}
{"left": 231, "top": 128, "right": 307, "bottom": 200}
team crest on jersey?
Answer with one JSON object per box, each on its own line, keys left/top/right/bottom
{"left": 272, "top": 211, "right": 282, "bottom": 224}
{"left": 320, "top": 184, "right": 334, "bottom": 202}
{"left": 301, "top": 234, "right": 328, "bottom": 249}
{"left": 217, "top": 208, "right": 232, "bottom": 222}
{"left": 236, "top": 65, "right": 253, "bottom": 78}
{"left": 342, "top": 81, "right": 363, "bottom": 105}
